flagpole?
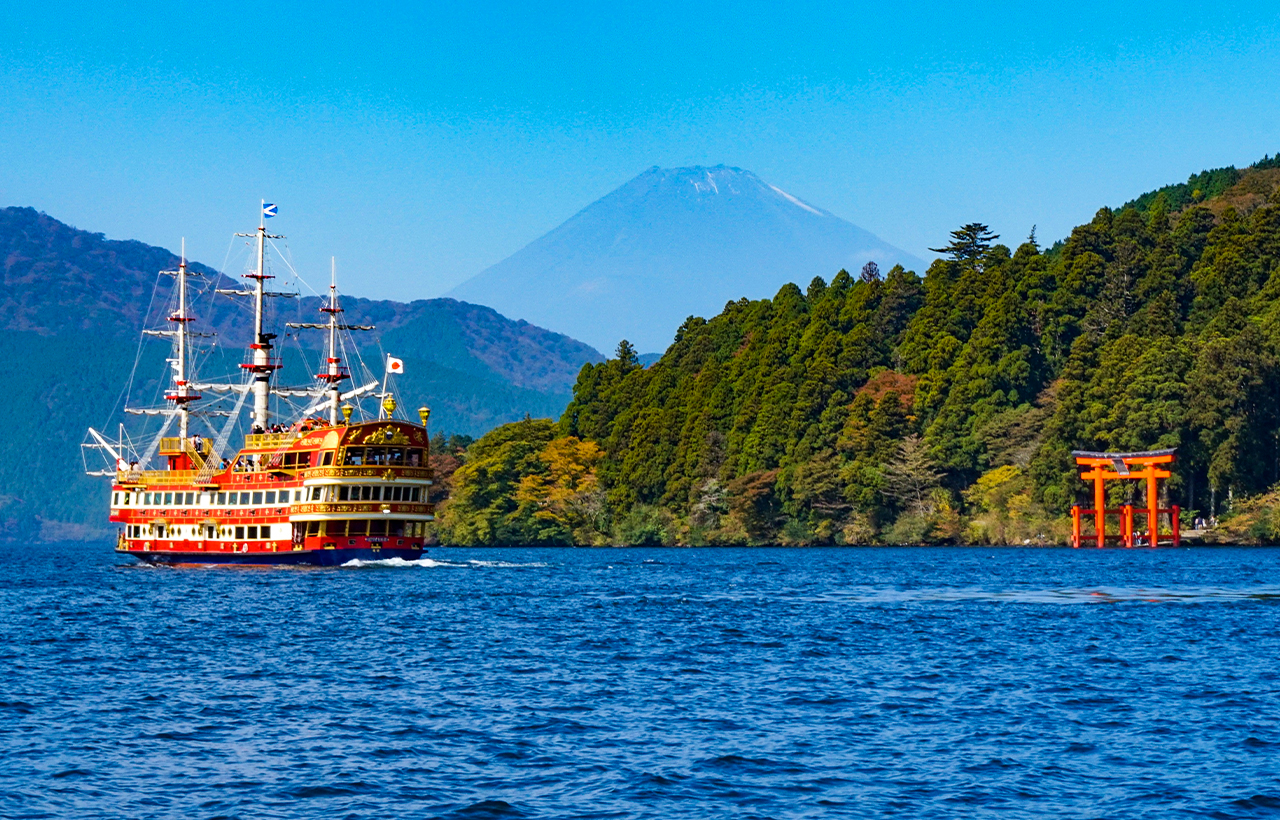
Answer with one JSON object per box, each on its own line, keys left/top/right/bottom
{"left": 379, "top": 354, "right": 390, "bottom": 420}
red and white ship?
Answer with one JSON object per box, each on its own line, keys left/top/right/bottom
{"left": 86, "top": 204, "right": 433, "bottom": 566}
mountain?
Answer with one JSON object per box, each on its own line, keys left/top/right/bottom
{"left": 447, "top": 165, "right": 925, "bottom": 353}
{"left": 0, "top": 206, "right": 602, "bottom": 540}
{"left": 437, "top": 154, "right": 1280, "bottom": 546}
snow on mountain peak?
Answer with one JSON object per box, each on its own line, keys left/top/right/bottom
{"left": 768, "top": 184, "right": 826, "bottom": 216}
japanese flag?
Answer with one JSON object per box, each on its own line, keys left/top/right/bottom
{"left": 387, "top": 355, "right": 405, "bottom": 374}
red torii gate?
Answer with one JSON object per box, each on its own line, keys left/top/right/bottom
{"left": 1070, "top": 449, "right": 1181, "bottom": 548}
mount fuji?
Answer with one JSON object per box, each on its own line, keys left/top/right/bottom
{"left": 447, "top": 165, "right": 925, "bottom": 353}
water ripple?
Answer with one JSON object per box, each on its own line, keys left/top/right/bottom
{"left": 2, "top": 543, "right": 1279, "bottom": 819}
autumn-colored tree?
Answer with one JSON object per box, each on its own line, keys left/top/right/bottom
{"left": 515, "top": 436, "right": 607, "bottom": 542}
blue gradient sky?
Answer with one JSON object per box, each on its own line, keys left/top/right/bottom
{"left": 3, "top": 1, "right": 1279, "bottom": 302}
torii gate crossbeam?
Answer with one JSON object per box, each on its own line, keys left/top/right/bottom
{"left": 1070, "top": 449, "right": 1180, "bottom": 548}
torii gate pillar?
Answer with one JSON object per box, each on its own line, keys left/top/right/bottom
{"left": 1070, "top": 449, "right": 1180, "bottom": 548}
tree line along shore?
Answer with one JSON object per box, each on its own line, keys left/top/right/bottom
{"left": 426, "top": 159, "right": 1280, "bottom": 546}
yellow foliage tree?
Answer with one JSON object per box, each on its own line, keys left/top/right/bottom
{"left": 515, "top": 437, "right": 606, "bottom": 540}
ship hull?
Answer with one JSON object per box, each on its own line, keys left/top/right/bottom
{"left": 125, "top": 547, "right": 426, "bottom": 567}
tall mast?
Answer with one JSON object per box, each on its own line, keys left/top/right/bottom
{"left": 177, "top": 240, "right": 191, "bottom": 439}
{"left": 231, "top": 202, "right": 284, "bottom": 431}
{"left": 285, "top": 257, "right": 373, "bottom": 424}
{"left": 156, "top": 240, "right": 203, "bottom": 439}
{"left": 325, "top": 259, "right": 341, "bottom": 424}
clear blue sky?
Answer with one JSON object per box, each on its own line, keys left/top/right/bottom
{"left": 3, "top": 1, "right": 1279, "bottom": 302}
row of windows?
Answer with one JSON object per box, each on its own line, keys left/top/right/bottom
{"left": 116, "top": 489, "right": 305, "bottom": 507}
{"left": 302, "top": 520, "right": 427, "bottom": 538}
{"left": 335, "top": 485, "right": 421, "bottom": 502}
{"left": 126, "top": 523, "right": 285, "bottom": 540}
{"left": 342, "top": 447, "right": 425, "bottom": 466}
{"left": 233, "top": 451, "right": 336, "bottom": 471}
{"left": 125, "top": 520, "right": 429, "bottom": 540}
{"left": 114, "top": 484, "right": 425, "bottom": 508}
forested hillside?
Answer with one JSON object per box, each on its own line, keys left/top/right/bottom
{"left": 438, "top": 157, "right": 1280, "bottom": 545}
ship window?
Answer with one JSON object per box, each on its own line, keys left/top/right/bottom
{"left": 252, "top": 491, "right": 263, "bottom": 505}
{"left": 184, "top": 492, "right": 194, "bottom": 505}
{"left": 391, "top": 520, "right": 405, "bottom": 537}
{"left": 163, "top": 492, "right": 173, "bottom": 505}
{"left": 390, "top": 487, "right": 401, "bottom": 501}
{"left": 409, "top": 448, "right": 422, "bottom": 466}
{"left": 411, "top": 487, "right": 420, "bottom": 502}
{"left": 369, "top": 520, "right": 387, "bottom": 537}
{"left": 321, "top": 452, "right": 333, "bottom": 466}
{"left": 247, "top": 526, "right": 258, "bottom": 539}
{"left": 337, "top": 486, "right": 349, "bottom": 501}
{"left": 367, "top": 447, "right": 387, "bottom": 465}
{"left": 216, "top": 492, "right": 226, "bottom": 505}
{"left": 359, "top": 486, "right": 371, "bottom": 501}
{"left": 344, "top": 447, "right": 364, "bottom": 465}
{"left": 234, "top": 526, "right": 244, "bottom": 539}
{"left": 112, "top": 492, "right": 119, "bottom": 506}
{"left": 348, "top": 520, "right": 368, "bottom": 536}
{"left": 265, "top": 491, "right": 276, "bottom": 504}
{"left": 388, "top": 448, "right": 404, "bottom": 465}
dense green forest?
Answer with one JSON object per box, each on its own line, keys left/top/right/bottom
{"left": 436, "top": 158, "right": 1280, "bottom": 545}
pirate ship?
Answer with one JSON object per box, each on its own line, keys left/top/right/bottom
{"left": 85, "top": 205, "right": 433, "bottom": 565}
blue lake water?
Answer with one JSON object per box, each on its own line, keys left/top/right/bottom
{"left": 3, "top": 543, "right": 1280, "bottom": 819}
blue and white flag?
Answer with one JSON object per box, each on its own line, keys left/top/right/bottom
{"left": 263, "top": 203, "right": 278, "bottom": 218}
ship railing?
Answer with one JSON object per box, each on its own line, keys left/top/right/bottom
{"left": 243, "top": 432, "right": 303, "bottom": 450}
{"left": 291, "top": 501, "right": 434, "bottom": 515}
{"left": 115, "top": 469, "right": 212, "bottom": 486}
{"left": 159, "top": 437, "right": 213, "bottom": 458}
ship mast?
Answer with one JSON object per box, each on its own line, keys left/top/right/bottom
{"left": 151, "top": 240, "right": 203, "bottom": 439}
{"left": 286, "top": 258, "right": 374, "bottom": 424}
{"left": 230, "top": 202, "right": 286, "bottom": 431}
